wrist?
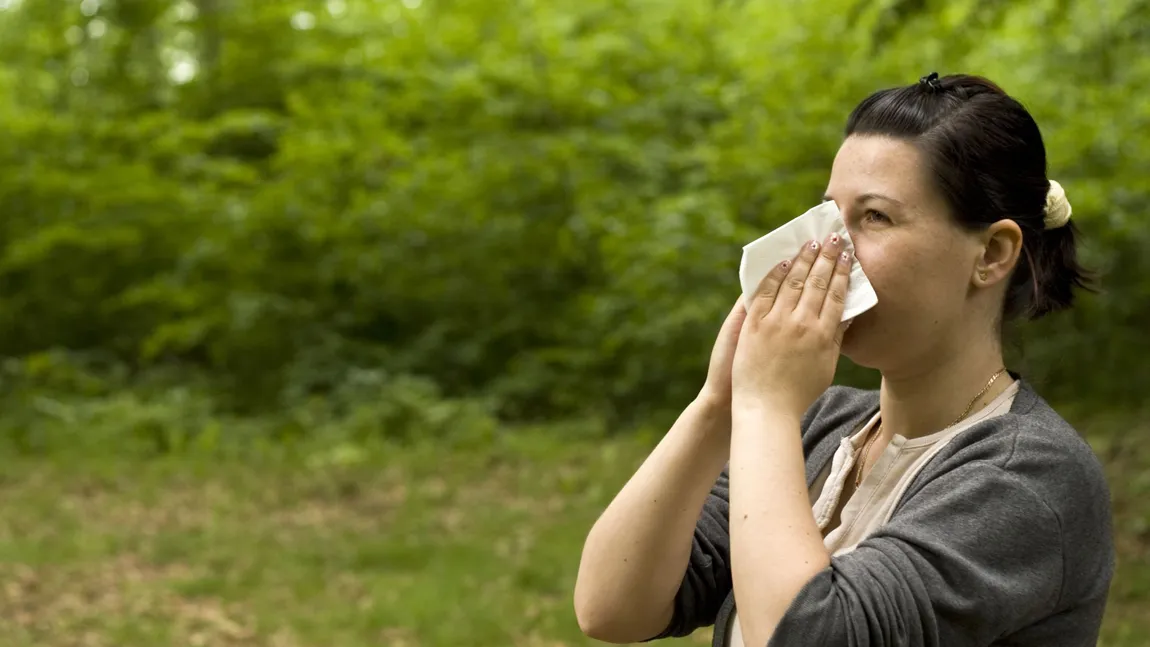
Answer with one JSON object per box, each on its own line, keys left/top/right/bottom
{"left": 731, "top": 394, "right": 802, "bottom": 428}
{"left": 694, "top": 381, "right": 731, "bottom": 406}
{"left": 693, "top": 390, "right": 731, "bottom": 421}
{"left": 685, "top": 394, "right": 733, "bottom": 451}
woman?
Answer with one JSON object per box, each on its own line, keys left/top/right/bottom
{"left": 573, "top": 73, "right": 1115, "bottom": 647}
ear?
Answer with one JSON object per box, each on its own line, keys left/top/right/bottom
{"left": 974, "top": 219, "right": 1023, "bottom": 286}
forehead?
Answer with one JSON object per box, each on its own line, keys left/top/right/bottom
{"left": 826, "top": 135, "right": 931, "bottom": 204}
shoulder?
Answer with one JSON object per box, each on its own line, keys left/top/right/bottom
{"left": 923, "top": 382, "right": 1110, "bottom": 516}
{"left": 806, "top": 384, "right": 879, "bottom": 422}
{"left": 909, "top": 380, "right": 1115, "bottom": 603}
{"left": 800, "top": 384, "right": 879, "bottom": 454}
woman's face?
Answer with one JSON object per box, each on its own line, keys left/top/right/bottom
{"left": 825, "top": 135, "right": 986, "bottom": 374}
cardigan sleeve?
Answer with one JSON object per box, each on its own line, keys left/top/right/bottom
{"left": 645, "top": 388, "right": 846, "bottom": 641}
{"left": 643, "top": 465, "right": 732, "bottom": 639}
{"left": 765, "top": 461, "right": 1065, "bottom": 647}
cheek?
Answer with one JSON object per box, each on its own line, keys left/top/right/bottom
{"left": 854, "top": 239, "right": 903, "bottom": 294}
{"left": 854, "top": 237, "right": 945, "bottom": 307}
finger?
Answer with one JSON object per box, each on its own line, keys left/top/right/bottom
{"left": 749, "top": 258, "right": 793, "bottom": 317}
{"left": 820, "top": 247, "right": 853, "bottom": 323}
{"left": 774, "top": 239, "right": 820, "bottom": 313}
{"left": 723, "top": 297, "right": 748, "bottom": 332}
{"left": 725, "top": 296, "right": 747, "bottom": 321}
{"left": 797, "top": 233, "right": 846, "bottom": 317}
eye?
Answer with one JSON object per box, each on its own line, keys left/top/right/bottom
{"left": 863, "top": 209, "right": 890, "bottom": 224}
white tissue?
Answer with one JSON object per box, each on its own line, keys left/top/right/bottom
{"left": 739, "top": 201, "right": 878, "bottom": 322}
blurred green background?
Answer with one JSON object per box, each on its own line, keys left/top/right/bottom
{"left": 0, "top": 0, "right": 1147, "bottom": 645}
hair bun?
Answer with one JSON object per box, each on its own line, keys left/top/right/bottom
{"left": 1044, "top": 180, "right": 1073, "bottom": 229}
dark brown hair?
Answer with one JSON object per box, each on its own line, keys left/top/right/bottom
{"left": 844, "top": 73, "right": 1093, "bottom": 321}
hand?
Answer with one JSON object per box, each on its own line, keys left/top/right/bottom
{"left": 731, "top": 232, "right": 853, "bottom": 419}
{"left": 699, "top": 298, "right": 749, "bottom": 408}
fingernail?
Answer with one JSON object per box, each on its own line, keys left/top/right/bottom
{"left": 780, "top": 260, "right": 791, "bottom": 270}
{"left": 809, "top": 240, "right": 820, "bottom": 251}
{"left": 840, "top": 251, "right": 851, "bottom": 265}
{"left": 829, "top": 233, "right": 840, "bottom": 246}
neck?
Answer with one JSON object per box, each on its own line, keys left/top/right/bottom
{"left": 877, "top": 340, "right": 1014, "bottom": 440}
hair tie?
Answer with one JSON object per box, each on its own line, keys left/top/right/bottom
{"left": 919, "top": 71, "right": 942, "bottom": 92}
{"left": 1044, "top": 180, "right": 1073, "bottom": 229}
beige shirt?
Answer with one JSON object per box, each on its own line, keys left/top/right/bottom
{"left": 725, "top": 381, "right": 1020, "bottom": 646}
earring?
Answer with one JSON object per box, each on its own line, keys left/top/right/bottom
{"left": 978, "top": 271, "right": 988, "bottom": 281}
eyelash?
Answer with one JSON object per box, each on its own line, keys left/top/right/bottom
{"left": 863, "top": 209, "right": 889, "bottom": 224}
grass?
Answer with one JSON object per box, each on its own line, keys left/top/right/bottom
{"left": 0, "top": 412, "right": 1146, "bottom": 647}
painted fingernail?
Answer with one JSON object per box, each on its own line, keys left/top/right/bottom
{"left": 840, "top": 251, "right": 851, "bottom": 265}
{"left": 809, "top": 240, "right": 820, "bottom": 251}
{"left": 780, "top": 260, "right": 791, "bottom": 271}
{"left": 829, "top": 233, "right": 840, "bottom": 246}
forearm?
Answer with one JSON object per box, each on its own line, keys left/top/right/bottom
{"left": 729, "top": 400, "right": 830, "bottom": 647}
{"left": 574, "top": 396, "right": 731, "bottom": 642}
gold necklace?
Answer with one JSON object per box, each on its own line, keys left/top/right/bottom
{"left": 854, "top": 367, "right": 1009, "bottom": 488}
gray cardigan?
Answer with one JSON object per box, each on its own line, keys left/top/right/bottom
{"left": 648, "top": 376, "right": 1115, "bottom": 647}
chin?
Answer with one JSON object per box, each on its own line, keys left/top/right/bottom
{"left": 840, "top": 334, "right": 864, "bottom": 367}
{"left": 839, "top": 315, "right": 882, "bottom": 369}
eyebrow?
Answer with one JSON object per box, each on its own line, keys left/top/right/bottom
{"left": 822, "top": 192, "right": 907, "bottom": 207}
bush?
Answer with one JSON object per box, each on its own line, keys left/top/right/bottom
{"left": 0, "top": 352, "right": 498, "bottom": 456}
{"left": 1, "top": 0, "right": 1147, "bottom": 429}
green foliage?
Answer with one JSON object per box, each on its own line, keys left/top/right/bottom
{"left": 0, "top": 0, "right": 1147, "bottom": 424}
{"left": 1, "top": 5, "right": 1147, "bottom": 644}
{"left": 0, "top": 352, "right": 499, "bottom": 455}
